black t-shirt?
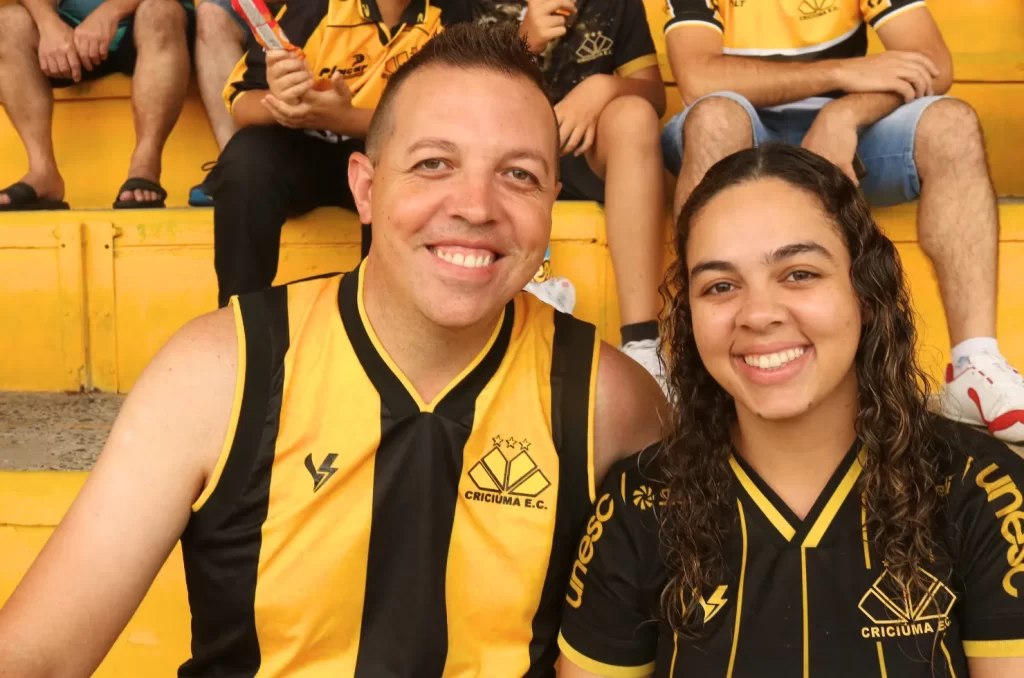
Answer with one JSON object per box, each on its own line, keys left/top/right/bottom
{"left": 475, "top": 0, "right": 659, "bottom": 103}
{"left": 559, "top": 420, "right": 1024, "bottom": 677}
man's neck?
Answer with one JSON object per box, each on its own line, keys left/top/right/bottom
{"left": 361, "top": 256, "right": 505, "bottom": 405}
{"left": 733, "top": 374, "right": 859, "bottom": 520}
{"left": 377, "top": 0, "right": 412, "bottom": 27}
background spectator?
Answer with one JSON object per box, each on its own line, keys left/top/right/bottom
{"left": 0, "top": 0, "right": 192, "bottom": 209}
{"left": 660, "top": 0, "right": 1024, "bottom": 441}
{"left": 480, "top": 0, "right": 668, "bottom": 387}
{"left": 209, "top": 0, "right": 472, "bottom": 307}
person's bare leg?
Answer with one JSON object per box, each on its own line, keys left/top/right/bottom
{"left": 0, "top": 4, "right": 63, "bottom": 204}
{"left": 586, "top": 94, "right": 664, "bottom": 327}
{"left": 672, "top": 96, "right": 753, "bottom": 217}
{"left": 195, "top": 1, "right": 243, "bottom": 151}
{"left": 119, "top": 0, "right": 189, "bottom": 204}
{"left": 914, "top": 98, "right": 999, "bottom": 345}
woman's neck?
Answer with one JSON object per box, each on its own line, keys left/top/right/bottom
{"left": 733, "top": 375, "right": 859, "bottom": 520}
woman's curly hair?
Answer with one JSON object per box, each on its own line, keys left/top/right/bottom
{"left": 658, "top": 144, "right": 948, "bottom": 640}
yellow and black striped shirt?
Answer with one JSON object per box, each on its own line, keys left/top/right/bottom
{"left": 178, "top": 266, "right": 600, "bottom": 676}
{"left": 560, "top": 421, "right": 1024, "bottom": 677}
{"left": 224, "top": 0, "right": 472, "bottom": 113}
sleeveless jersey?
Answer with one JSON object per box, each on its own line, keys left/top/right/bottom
{"left": 178, "top": 265, "right": 600, "bottom": 677}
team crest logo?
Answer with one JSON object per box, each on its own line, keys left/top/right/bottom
{"left": 576, "top": 32, "right": 614, "bottom": 64}
{"left": 858, "top": 568, "right": 956, "bottom": 639}
{"left": 465, "top": 436, "right": 551, "bottom": 509}
{"left": 798, "top": 0, "right": 838, "bottom": 20}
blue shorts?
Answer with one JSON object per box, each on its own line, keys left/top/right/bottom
{"left": 661, "top": 92, "right": 948, "bottom": 207}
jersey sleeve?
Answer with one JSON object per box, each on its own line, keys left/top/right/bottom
{"left": 665, "top": 0, "right": 723, "bottom": 37}
{"left": 945, "top": 427, "right": 1024, "bottom": 658}
{"left": 613, "top": 0, "right": 660, "bottom": 78}
{"left": 558, "top": 455, "right": 661, "bottom": 677}
{"left": 861, "top": 0, "right": 927, "bottom": 30}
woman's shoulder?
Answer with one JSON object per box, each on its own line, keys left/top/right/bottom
{"left": 929, "top": 416, "right": 1024, "bottom": 489}
{"left": 600, "top": 442, "right": 670, "bottom": 524}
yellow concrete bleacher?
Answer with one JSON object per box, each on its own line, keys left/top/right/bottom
{"left": 1, "top": 1, "right": 1024, "bottom": 674}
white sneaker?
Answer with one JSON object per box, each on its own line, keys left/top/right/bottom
{"left": 621, "top": 338, "right": 667, "bottom": 395}
{"left": 939, "top": 353, "right": 1024, "bottom": 443}
{"left": 525, "top": 277, "right": 576, "bottom": 315}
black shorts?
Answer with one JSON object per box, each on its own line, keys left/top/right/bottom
{"left": 557, "top": 152, "right": 606, "bottom": 203}
{"left": 48, "top": 3, "right": 196, "bottom": 88}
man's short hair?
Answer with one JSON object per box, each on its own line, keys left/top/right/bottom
{"left": 364, "top": 22, "right": 551, "bottom": 163}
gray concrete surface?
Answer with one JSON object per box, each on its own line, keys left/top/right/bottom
{"left": 0, "top": 392, "right": 123, "bottom": 470}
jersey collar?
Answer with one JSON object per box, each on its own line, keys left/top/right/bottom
{"left": 359, "top": 0, "right": 431, "bottom": 30}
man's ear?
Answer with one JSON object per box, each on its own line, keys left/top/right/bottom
{"left": 348, "top": 152, "right": 375, "bottom": 224}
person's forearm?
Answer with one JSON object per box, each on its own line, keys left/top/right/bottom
{"left": 678, "top": 54, "right": 843, "bottom": 108}
{"left": 230, "top": 91, "right": 276, "bottom": 128}
{"left": 824, "top": 92, "right": 903, "bottom": 129}
{"left": 608, "top": 74, "right": 666, "bottom": 118}
{"left": 19, "top": 0, "right": 61, "bottom": 28}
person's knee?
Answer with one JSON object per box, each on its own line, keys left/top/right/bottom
{"left": 597, "top": 95, "right": 660, "bottom": 146}
{"left": 196, "top": 2, "right": 243, "bottom": 46}
{"left": 682, "top": 95, "right": 754, "bottom": 150}
{"left": 915, "top": 98, "right": 986, "bottom": 172}
{"left": 0, "top": 4, "right": 38, "bottom": 52}
{"left": 134, "top": 0, "right": 188, "bottom": 45}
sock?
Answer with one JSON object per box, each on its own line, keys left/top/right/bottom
{"left": 951, "top": 337, "right": 1001, "bottom": 372}
{"left": 621, "top": 320, "right": 659, "bottom": 346}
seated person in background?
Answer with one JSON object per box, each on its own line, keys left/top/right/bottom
{"left": 660, "top": 0, "right": 1024, "bottom": 441}
{"left": 0, "top": 0, "right": 191, "bottom": 210}
{"left": 479, "top": 0, "right": 669, "bottom": 388}
{"left": 209, "top": 0, "right": 472, "bottom": 308}
{"left": 0, "top": 24, "right": 667, "bottom": 676}
{"left": 187, "top": 0, "right": 251, "bottom": 207}
{"left": 558, "top": 145, "right": 1024, "bottom": 678}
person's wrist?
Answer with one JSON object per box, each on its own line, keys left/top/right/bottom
{"left": 820, "top": 99, "right": 860, "bottom": 129}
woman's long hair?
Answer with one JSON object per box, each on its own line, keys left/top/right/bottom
{"left": 659, "top": 144, "right": 946, "bottom": 636}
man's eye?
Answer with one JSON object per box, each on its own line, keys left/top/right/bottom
{"left": 416, "top": 159, "right": 448, "bottom": 171}
{"left": 507, "top": 168, "right": 538, "bottom": 184}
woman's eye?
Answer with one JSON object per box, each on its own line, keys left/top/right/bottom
{"left": 786, "top": 270, "right": 818, "bottom": 282}
{"left": 704, "top": 282, "right": 735, "bottom": 295}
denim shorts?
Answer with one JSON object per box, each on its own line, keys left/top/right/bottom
{"left": 661, "top": 91, "right": 948, "bottom": 207}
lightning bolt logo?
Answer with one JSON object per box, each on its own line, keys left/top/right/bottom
{"left": 305, "top": 453, "right": 339, "bottom": 492}
{"left": 699, "top": 585, "right": 729, "bottom": 623}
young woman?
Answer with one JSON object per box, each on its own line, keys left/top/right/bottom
{"left": 557, "top": 144, "right": 1024, "bottom": 677}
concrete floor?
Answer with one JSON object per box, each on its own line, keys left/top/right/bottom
{"left": 0, "top": 392, "right": 123, "bottom": 471}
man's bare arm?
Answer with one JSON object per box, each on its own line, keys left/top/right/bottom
{"left": 592, "top": 343, "right": 669, "bottom": 489}
{"left": 231, "top": 90, "right": 277, "bottom": 127}
{"left": 666, "top": 24, "right": 937, "bottom": 108}
{"left": 0, "top": 308, "right": 238, "bottom": 677}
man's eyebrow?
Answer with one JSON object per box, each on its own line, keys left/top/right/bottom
{"left": 503, "top": 148, "right": 551, "bottom": 176}
{"left": 406, "top": 138, "right": 458, "bottom": 154}
{"left": 765, "top": 241, "right": 834, "bottom": 265}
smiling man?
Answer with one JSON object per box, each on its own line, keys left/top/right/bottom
{"left": 0, "top": 23, "right": 666, "bottom": 678}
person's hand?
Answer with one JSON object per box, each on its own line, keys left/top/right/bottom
{"left": 834, "top": 51, "right": 939, "bottom": 103}
{"left": 521, "top": 0, "right": 576, "bottom": 54}
{"left": 73, "top": 3, "right": 120, "bottom": 72}
{"left": 38, "top": 17, "right": 82, "bottom": 82}
{"left": 265, "top": 49, "right": 313, "bottom": 105}
{"left": 553, "top": 75, "right": 614, "bottom": 157}
{"left": 262, "top": 72, "right": 354, "bottom": 132}
{"left": 801, "top": 103, "right": 860, "bottom": 185}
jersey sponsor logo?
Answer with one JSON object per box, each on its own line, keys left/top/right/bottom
{"left": 858, "top": 568, "right": 955, "bottom": 639}
{"left": 633, "top": 484, "right": 655, "bottom": 510}
{"left": 319, "top": 54, "right": 369, "bottom": 80}
{"left": 465, "top": 436, "right": 551, "bottom": 509}
{"left": 566, "top": 493, "right": 615, "bottom": 608}
{"left": 305, "top": 452, "right": 339, "bottom": 492}
{"left": 575, "top": 32, "right": 614, "bottom": 64}
{"left": 798, "top": 0, "right": 838, "bottom": 21}
{"left": 699, "top": 585, "right": 730, "bottom": 622}
{"left": 975, "top": 462, "right": 1024, "bottom": 597}
{"left": 865, "top": 0, "right": 890, "bottom": 10}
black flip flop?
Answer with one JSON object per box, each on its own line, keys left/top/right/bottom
{"left": 0, "top": 182, "right": 70, "bottom": 211}
{"left": 113, "top": 177, "right": 167, "bottom": 209}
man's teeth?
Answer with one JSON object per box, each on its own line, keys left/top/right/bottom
{"left": 743, "top": 347, "right": 806, "bottom": 370}
{"left": 432, "top": 247, "right": 494, "bottom": 268}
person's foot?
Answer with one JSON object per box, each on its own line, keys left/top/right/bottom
{"left": 939, "top": 352, "right": 1024, "bottom": 443}
{"left": 118, "top": 174, "right": 163, "bottom": 204}
{"left": 620, "top": 338, "right": 667, "bottom": 395}
{"left": 0, "top": 171, "right": 64, "bottom": 206}
{"left": 119, "top": 155, "right": 163, "bottom": 204}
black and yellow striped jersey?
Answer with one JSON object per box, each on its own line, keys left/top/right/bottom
{"left": 224, "top": 0, "right": 472, "bottom": 113}
{"left": 559, "top": 421, "right": 1024, "bottom": 677}
{"left": 665, "top": 0, "right": 926, "bottom": 62}
{"left": 177, "top": 265, "right": 601, "bottom": 677}
{"left": 474, "top": 0, "right": 659, "bottom": 103}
